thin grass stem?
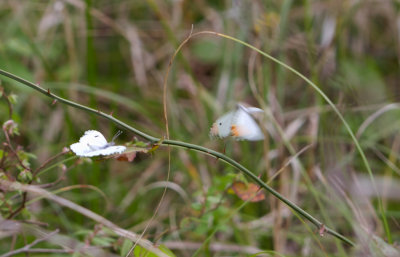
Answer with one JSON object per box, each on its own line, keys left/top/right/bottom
{"left": 0, "top": 64, "right": 354, "bottom": 246}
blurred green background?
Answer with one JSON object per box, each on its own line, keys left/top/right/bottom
{"left": 1, "top": 0, "right": 400, "bottom": 256}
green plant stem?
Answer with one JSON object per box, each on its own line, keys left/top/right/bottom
{"left": 0, "top": 68, "right": 354, "bottom": 246}
{"left": 36, "top": 156, "right": 78, "bottom": 178}
{"left": 190, "top": 31, "right": 390, "bottom": 243}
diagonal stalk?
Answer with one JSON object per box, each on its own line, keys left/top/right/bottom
{"left": 0, "top": 67, "right": 354, "bottom": 246}
{"left": 189, "top": 31, "right": 390, "bottom": 243}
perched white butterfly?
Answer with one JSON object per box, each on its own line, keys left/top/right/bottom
{"left": 70, "top": 130, "right": 126, "bottom": 157}
{"left": 210, "top": 104, "right": 265, "bottom": 141}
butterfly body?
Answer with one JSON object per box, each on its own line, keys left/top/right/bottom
{"left": 210, "top": 111, "right": 236, "bottom": 138}
{"left": 70, "top": 130, "right": 126, "bottom": 157}
{"left": 210, "top": 104, "right": 265, "bottom": 141}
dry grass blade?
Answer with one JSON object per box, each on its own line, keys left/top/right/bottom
{"left": 356, "top": 103, "right": 400, "bottom": 139}
{"left": 0, "top": 229, "right": 60, "bottom": 257}
{"left": 0, "top": 179, "right": 170, "bottom": 257}
{"left": 0, "top": 59, "right": 355, "bottom": 247}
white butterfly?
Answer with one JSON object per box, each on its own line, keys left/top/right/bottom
{"left": 210, "top": 104, "right": 265, "bottom": 141}
{"left": 70, "top": 130, "right": 126, "bottom": 157}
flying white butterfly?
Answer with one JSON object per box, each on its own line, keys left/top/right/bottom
{"left": 70, "top": 130, "right": 126, "bottom": 157}
{"left": 210, "top": 104, "right": 265, "bottom": 141}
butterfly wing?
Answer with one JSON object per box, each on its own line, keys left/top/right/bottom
{"left": 81, "top": 146, "right": 127, "bottom": 157}
{"left": 210, "top": 111, "right": 235, "bottom": 138}
{"left": 245, "top": 107, "right": 264, "bottom": 114}
{"left": 70, "top": 142, "right": 92, "bottom": 156}
{"left": 70, "top": 130, "right": 125, "bottom": 157}
{"left": 78, "top": 130, "right": 108, "bottom": 150}
{"left": 231, "top": 106, "right": 264, "bottom": 141}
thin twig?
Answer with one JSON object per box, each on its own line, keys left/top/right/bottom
{"left": 0, "top": 144, "right": 8, "bottom": 170}
{"left": 267, "top": 144, "right": 313, "bottom": 184}
{"left": 164, "top": 241, "right": 264, "bottom": 255}
{"left": 0, "top": 229, "right": 60, "bottom": 257}
{"left": 32, "top": 148, "right": 70, "bottom": 177}
{"left": 0, "top": 87, "right": 13, "bottom": 118}
{"left": 0, "top": 65, "right": 354, "bottom": 246}
{"left": 37, "top": 166, "right": 68, "bottom": 188}
{"left": 7, "top": 192, "right": 27, "bottom": 219}
{"left": 0, "top": 179, "right": 170, "bottom": 257}
{"left": 3, "top": 134, "right": 68, "bottom": 218}
{"left": 125, "top": 22, "right": 197, "bottom": 257}
{"left": 186, "top": 31, "right": 387, "bottom": 243}
{"left": 2, "top": 128, "right": 31, "bottom": 171}
{"left": 4, "top": 248, "right": 71, "bottom": 254}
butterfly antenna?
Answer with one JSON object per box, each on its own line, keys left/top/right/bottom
{"left": 112, "top": 130, "right": 123, "bottom": 142}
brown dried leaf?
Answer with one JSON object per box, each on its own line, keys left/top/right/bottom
{"left": 231, "top": 181, "right": 265, "bottom": 202}
{"left": 115, "top": 146, "right": 149, "bottom": 162}
{"left": 117, "top": 152, "right": 137, "bottom": 162}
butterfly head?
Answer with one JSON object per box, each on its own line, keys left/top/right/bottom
{"left": 210, "top": 111, "right": 235, "bottom": 139}
{"left": 209, "top": 122, "right": 220, "bottom": 138}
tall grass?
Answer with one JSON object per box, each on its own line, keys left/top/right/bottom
{"left": 0, "top": 1, "right": 399, "bottom": 256}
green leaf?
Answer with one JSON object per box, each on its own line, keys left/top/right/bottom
{"left": 92, "top": 236, "right": 114, "bottom": 247}
{"left": 206, "top": 196, "right": 221, "bottom": 204}
{"left": 159, "top": 245, "right": 176, "bottom": 257}
{"left": 5, "top": 38, "right": 33, "bottom": 56}
{"left": 71, "top": 251, "right": 80, "bottom": 257}
{"left": 24, "top": 152, "right": 37, "bottom": 159}
{"left": 133, "top": 141, "right": 149, "bottom": 148}
{"left": 17, "top": 151, "right": 37, "bottom": 170}
{"left": 2, "top": 120, "right": 19, "bottom": 136}
{"left": 0, "top": 150, "right": 5, "bottom": 159}
{"left": 120, "top": 239, "right": 133, "bottom": 256}
{"left": 17, "top": 169, "right": 32, "bottom": 183}
{"left": 132, "top": 245, "right": 176, "bottom": 257}
{"left": 133, "top": 245, "right": 154, "bottom": 257}
{"left": 191, "top": 202, "right": 202, "bottom": 211}
{"left": 8, "top": 94, "right": 18, "bottom": 105}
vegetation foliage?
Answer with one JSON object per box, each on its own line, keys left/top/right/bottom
{"left": 0, "top": 0, "right": 400, "bottom": 256}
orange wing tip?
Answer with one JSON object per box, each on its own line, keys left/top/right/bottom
{"left": 231, "top": 125, "right": 243, "bottom": 137}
